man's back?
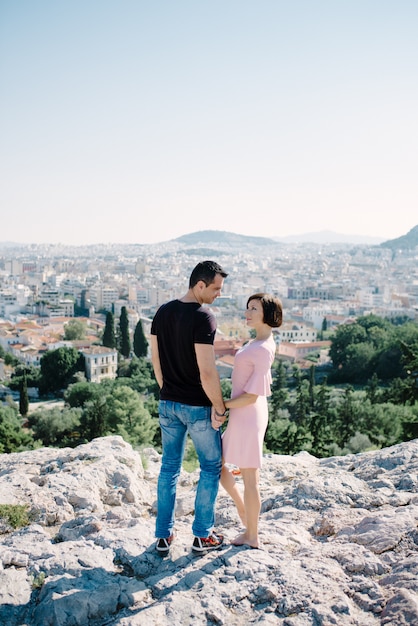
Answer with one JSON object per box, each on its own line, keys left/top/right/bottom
{"left": 151, "top": 299, "right": 216, "bottom": 406}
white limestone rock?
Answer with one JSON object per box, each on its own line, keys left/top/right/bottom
{"left": 0, "top": 435, "right": 417, "bottom": 625}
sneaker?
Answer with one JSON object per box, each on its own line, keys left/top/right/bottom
{"left": 192, "top": 532, "right": 224, "bottom": 553}
{"left": 155, "top": 534, "right": 174, "bottom": 556}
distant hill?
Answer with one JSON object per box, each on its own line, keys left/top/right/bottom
{"left": 274, "top": 230, "right": 385, "bottom": 245}
{"left": 0, "top": 241, "right": 27, "bottom": 249}
{"left": 380, "top": 225, "right": 418, "bottom": 250}
{"left": 173, "top": 230, "right": 277, "bottom": 246}
{"left": 172, "top": 229, "right": 387, "bottom": 246}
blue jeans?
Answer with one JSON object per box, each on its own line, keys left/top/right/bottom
{"left": 156, "top": 400, "right": 222, "bottom": 539}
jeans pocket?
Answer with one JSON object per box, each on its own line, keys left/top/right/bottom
{"left": 188, "top": 406, "right": 210, "bottom": 432}
{"left": 158, "top": 400, "right": 174, "bottom": 426}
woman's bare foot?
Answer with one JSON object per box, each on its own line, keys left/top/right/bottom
{"left": 231, "top": 532, "right": 259, "bottom": 549}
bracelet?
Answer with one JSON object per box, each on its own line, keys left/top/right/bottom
{"left": 215, "top": 408, "right": 228, "bottom": 417}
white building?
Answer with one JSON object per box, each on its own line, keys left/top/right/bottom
{"left": 276, "top": 322, "right": 317, "bottom": 343}
{"left": 81, "top": 346, "right": 118, "bottom": 383}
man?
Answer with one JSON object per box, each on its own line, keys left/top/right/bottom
{"left": 151, "top": 260, "right": 228, "bottom": 555}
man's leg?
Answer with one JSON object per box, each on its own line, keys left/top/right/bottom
{"left": 186, "top": 405, "right": 222, "bottom": 538}
{"left": 156, "top": 400, "right": 187, "bottom": 538}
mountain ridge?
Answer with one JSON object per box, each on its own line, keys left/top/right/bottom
{"left": 172, "top": 229, "right": 391, "bottom": 246}
{"left": 379, "top": 225, "right": 418, "bottom": 250}
{"left": 1, "top": 226, "right": 416, "bottom": 248}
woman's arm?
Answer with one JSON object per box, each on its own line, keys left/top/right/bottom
{"left": 211, "top": 392, "right": 258, "bottom": 430}
{"left": 225, "top": 392, "right": 258, "bottom": 410}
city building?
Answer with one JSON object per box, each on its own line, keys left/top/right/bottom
{"left": 81, "top": 346, "right": 118, "bottom": 383}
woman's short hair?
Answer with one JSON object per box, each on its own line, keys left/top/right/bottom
{"left": 247, "top": 292, "right": 283, "bottom": 328}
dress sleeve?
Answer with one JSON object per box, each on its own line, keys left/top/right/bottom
{"left": 243, "top": 345, "right": 273, "bottom": 397}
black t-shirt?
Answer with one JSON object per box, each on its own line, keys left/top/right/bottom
{"left": 151, "top": 299, "right": 217, "bottom": 406}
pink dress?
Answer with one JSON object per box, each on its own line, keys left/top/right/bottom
{"left": 222, "top": 336, "right": 275, "bottom": 469}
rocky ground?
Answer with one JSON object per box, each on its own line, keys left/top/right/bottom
{"left": 0, "top": 435, "right": 417, "bottom": 626}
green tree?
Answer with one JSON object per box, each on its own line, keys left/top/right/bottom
{"left": 291, "top": 374, "right": 311, "bottom": 428}
{"left": 382, "top": 377, "right": 411, "bottom": 405}
{"left": 0, "top": 406, "right": 34, "bottom": 453}
{"left": 80, "top": 395, "right": 109, "bottom": 440}
{"left": 342, "top": 432, "right": 376, "bottom": 455}
{"left": 64, "top": 319, "right": 86, "bottom": 341}
{"left": 133, "top": 319, "right": 148, "bottom": 358}
{"left": 309, "top": 411, "right": 333, "bottom": 458}
{"left": 309, "top": 365, "right": 315, "bottom": 410}
{"left": 269, "top": 419, "right": 312, "bottom": 455}
{"left": 4, "top": 353, "right": 20, "bottom": 367}
{"left": 355, "top": 399, "right": 406, "bottom": 448}
{"left": 329, "top": 315, "right": 417, "bottom": 385}
{"left": 399, "top": 339, "right": 418, "bottom": 403}
{"left": 220, "top": 378, "right": 232, "bottom": 401}
{"left": 8, "top": 364, "right": 40, "bottom": 391}
{"left": 19, "top": 375, "right": 29, "bottom": 417}
{"left": 106, "top": 385, "right": 157, "bottom": 446}
{"left": 329, "top": 323, "right": 367, "bottom": 375}
{"left": 336, "top": 386, "right": 356, "bottom": 447}
{"left": 28, "top": 407, "right": 82, "bottom": 447}
{"left": 119, "top": 306, "right": 131, "bottom": 358}
{"left": 365, "top": 373, "right": 381, "bottom": 404}
{"left": 117, "top": 357, "right": 160, "bottom": 397}
{"left": 343, "top": 342, "right": 376, "bottom": 382}
{"left": 316, "top": 377, "right": 331, "bottom": 418}
{"left": 64, "top": 381, "right": 101, "bottom": 408}
{"left": 38, "top": 347, "right": 85, "bottom": 396}
{"left": 103, "top": 312, "right": 116, "bottom": 349}
{"left": 269, "top": 360, "right": 289, "bottom": 419}
{"left": 264, "top": 413, "right": 291, "bottom": 453}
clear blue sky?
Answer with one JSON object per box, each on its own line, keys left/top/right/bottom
{"left": 1, "top": 1, "right": 417, "bottom": 245}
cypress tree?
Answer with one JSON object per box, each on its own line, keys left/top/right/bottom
{"left": 119, "top": 306, "right": 131, "bottom": 358}
{"left": 103, "top": 312, "right": 116, "bottom": 349}
{"left": 269, "top": 360, "right": 289, "bottom": 419}
{"left": 133, "top": 319, "right": 148, "bottom": 358}
{"left": 309, "top": 365, "right": 315, "bottom": 410}
{"left": 19, "top": 375, "right": 29, "bottom": 417}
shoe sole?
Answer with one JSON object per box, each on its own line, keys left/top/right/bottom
{"left": 156, "top": 537, "right": 174, "bottom": 556}
{"left": 192, "top": 543, "right": 224, "bottom": 554}
{"left": 156, "top": 549, "right": 170, "bottom": 557}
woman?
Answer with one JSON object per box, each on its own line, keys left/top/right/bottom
{"left": 213, "top": 292, "right": 283, "bottom": 548}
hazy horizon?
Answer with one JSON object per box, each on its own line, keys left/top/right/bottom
{"left": 0, "top": 226, "right": 402, "bottom": 248}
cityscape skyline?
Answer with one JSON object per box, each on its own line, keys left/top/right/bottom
{"left": 1, "top": 2, "right": 417, "bottom": 245}
{"left": 0, "top": 222, "right": 416, "bottom": 249}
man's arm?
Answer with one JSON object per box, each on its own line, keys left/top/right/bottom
{"left": 195, "top": 343, "right": 225, "bottom": 414}
{"left": 150, "top": 335, "right": 163, "bottom": 389}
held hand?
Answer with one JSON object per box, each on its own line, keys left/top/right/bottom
{"left": 211, "top": 407, "right": 224, "bottom": 430}
{"left": 211, "top": 406, "right": 228, "bottom": 430}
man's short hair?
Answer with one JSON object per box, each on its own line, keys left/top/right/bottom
{"left": 189, "top": 260, "right": 228, "bottom": 288}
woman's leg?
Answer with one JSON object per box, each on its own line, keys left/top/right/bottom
{"left": 231, "top": 468, "right": 260, "bottom": 548}
{"left": 220, "top": 464, "right": 247, "bottom": 526}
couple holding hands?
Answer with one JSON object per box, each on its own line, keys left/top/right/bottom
{"left": 151, "top": 260, "right": 282, "bottom": 555}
